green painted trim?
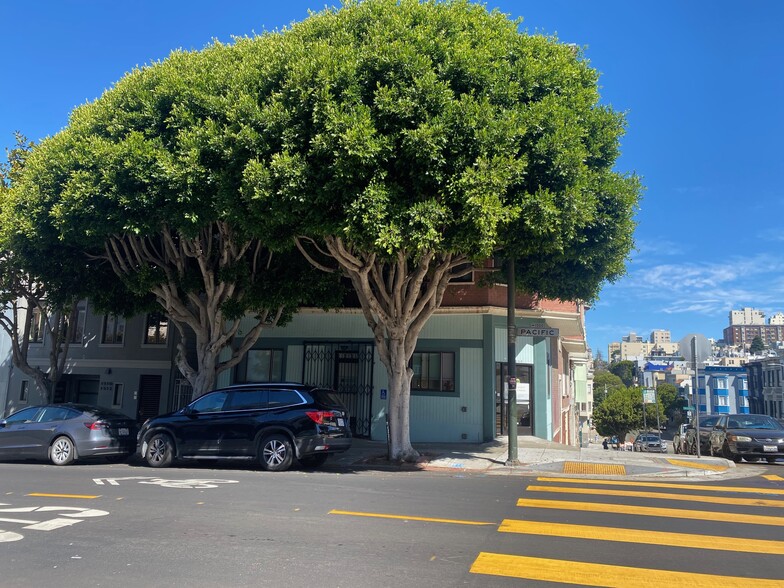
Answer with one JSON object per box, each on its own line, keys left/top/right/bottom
{"left": 482, "top": 315, "right": 496, "bottom": 442}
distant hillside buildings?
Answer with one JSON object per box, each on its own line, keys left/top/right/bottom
{"left": 605, "top": 307, "right": 783, "bottom": 422}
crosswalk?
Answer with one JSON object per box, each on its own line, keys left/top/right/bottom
{"left": 470, "top": 476, "right": 784, "bottom": 586}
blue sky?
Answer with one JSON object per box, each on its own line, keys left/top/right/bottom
{"left": 3, "top": 1, "right": 783, "bottom": 358}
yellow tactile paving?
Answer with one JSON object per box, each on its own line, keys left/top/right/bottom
{"left": 666, "top": 458, "right": 729, "bottom": 471}
{"left": 562, "top": 462, "right": 626, "bottom": 476}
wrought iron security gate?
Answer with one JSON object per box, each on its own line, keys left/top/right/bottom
{"left": 303, "top": 342, "right": 374, "bottom": 438}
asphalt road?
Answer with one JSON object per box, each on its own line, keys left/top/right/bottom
{"left": 2, "top": 459, "right": 783, "bottom": 587}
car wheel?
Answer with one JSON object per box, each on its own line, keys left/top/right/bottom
{"left": 767, "top": 457, "right": 778, "bottom": 464}
{"left": 259, "top": 434, "right": 293, "bottom": 472}
{"left": 744, "top": 457, "right": 760, "bottom": 463}
{"left": 299, "top": 454, "right": 329, "bottom": 469}
{"left": 50, "top": 436, "right": 76, "bottom": 466}
{"left": 722, "top": 442, "right": 741, "bottom": 463}
{"left": 145, "top": 433, "right": 174, "bottom": 468}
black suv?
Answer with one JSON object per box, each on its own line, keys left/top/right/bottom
{"left": 137, "top": 383, "right": 352, "bottom": 472}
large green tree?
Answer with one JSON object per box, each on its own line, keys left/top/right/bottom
{"left": 593, "top": 387, "right": 643, "bottom": 441}
{"left": 592, "top": 370, "right": 625, "bottom": 410}
{"left": 610, "top": 360, "right": 636, "bottom": 387}
{"left": 237, "top": 0, "right": 640, "bottom": 460}
{"left": 12, "top": 45, "right": 340, "bottom": 399}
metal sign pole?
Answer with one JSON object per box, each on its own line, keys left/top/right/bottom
{"left": 506, "top": 258, "right": 520, "bottom": 466}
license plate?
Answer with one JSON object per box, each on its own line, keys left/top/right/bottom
{"left": 763, "top": 445, "right": 777, "bottom": 452}
{"left": 118, "top": 428, "right": 129, "bottom": 436}
{"left": 336, "top": 418, "right": 345, "bottom": 427}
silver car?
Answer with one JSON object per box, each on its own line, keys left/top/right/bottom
{"left": 633, "top": 433, "right": 668, "bottom": 453}
{"left": 0, "top": 404, "right": 138, "bottom": 465}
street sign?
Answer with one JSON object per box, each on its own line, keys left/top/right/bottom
{"left": 516, "top": 326, "right": 559, "bottom": 337}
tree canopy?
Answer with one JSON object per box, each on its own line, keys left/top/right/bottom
{"left": 9, "top": 0, "right": 640, "bottom": 454}
{"left": 233, "top": 0, "right": 641, "bottom": 458}
{"left": 11, "top": 41, "right": 341, "bottom": 397}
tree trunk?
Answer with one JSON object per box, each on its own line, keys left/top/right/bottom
{"left": 386, "top": 338, "right": 417, "bottom": 462}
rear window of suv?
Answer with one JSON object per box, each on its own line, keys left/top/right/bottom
{"left": 309, "top": 388, "right": 345, "bottom": 408}
{"left": 268, "top": 389, "right": 305, "bottom": 408}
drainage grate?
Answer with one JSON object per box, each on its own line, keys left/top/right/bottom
{"left": 562, "top": 462, "right": 626, "bottom": 476}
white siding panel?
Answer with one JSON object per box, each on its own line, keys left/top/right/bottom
{"left": 286, "top": 345, "right": 304, "bottom": 382}
{"left": 419, "top": 314, "right": 483, "bottom": 340}
{"left": 242, "top": 313, "right": 373, "bottom": 340}
{"left": 494, "top": 327, "right": 534, "bottom": 363}
{"left": 409, "top": 348, "right": 483, "bottom": 442}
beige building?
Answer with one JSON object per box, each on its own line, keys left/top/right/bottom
{"left": 730, "top": 307, "right": 766, "bottom": 325}
{"left": 608, "top": 330, "right": 679, "bottom": 362}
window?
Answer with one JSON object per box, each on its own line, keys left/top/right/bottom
{"left": 5, "top": 406, "right": 39, "bottom": 423}
{"left": 102, "top": 314, "right": 126, "bottom": 344}
{"left": 713, "top": 395, "right": 729, "bottom": 407}
{"left": 739, "top": 396, "right": 749, "bottom": 408}
{"left": 112, "top": 383, "right": 124, "bottom": 407}
{"left": 244, "top": 349, "right": 283, "bottom": 382}
{"left": 71, "top": 304, "right": 86, "bottom": 344}
{"left": 20, "top": 381, "right": 29, "bottom": 403}
{"left": 448, "top": 262, "right": 475, "bottom": 284}
{"left": 411, "top": 352, "right": 455, "bottom": 392}
{"left": 29, "top": 307, "right": 44, "bottom": 343}
{"left": 268, "top": 389, "right": 305, "bottom": 408}
{"left": 144, "top": 312, "right": 168, "bottom": 345}
{"left": 712, "top": 376, "right": 728, "bottom": 389}
{"left": 189, "top": 391, "right": 228, "bottom": 413}
{"left": 226, "top": 389, "right": 268, "bottom": 410}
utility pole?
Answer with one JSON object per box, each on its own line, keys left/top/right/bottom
{"left": 692, "top": 336, "right": 701, "bottom": 458}
{"left": 506, "top": 258, "right": 520, "bottom": 466}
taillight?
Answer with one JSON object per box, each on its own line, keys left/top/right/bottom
{"left": 306, "top": 411, "right": 334, "bottom": 425}
{"left": 84, "top": 421, "right": 107, "bottom": 430}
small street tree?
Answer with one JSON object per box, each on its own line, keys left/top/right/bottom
{"left": 749, "top": 336, "right": 765, "bottom": 355}
{"left": 0, "top": 134, "right": 80, "bottom": 404}
{"left": 237, "top": 0, "right": 641, "bottom": 460}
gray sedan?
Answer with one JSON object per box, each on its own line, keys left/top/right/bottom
{"left": 709, "top": 414, "right": 784, "bottom": 463}
{"left": 0, "top": 404, "right": 138, "bottom": 465}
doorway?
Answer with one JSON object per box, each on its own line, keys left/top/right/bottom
{"left": 495, "top": 363, "right": 533, "bottom": 437}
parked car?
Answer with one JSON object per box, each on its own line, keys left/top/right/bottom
{"left": 0, "top": 404, "right": 138, "bottom": 465}
{"left": 633, "top": 433, "right": 668, "bottom": 453}
{"left": 709, "top": 414, "right": 784, "bottom": 463}
{"left": 683, "top": 414, "right": 722, "bottom": 455}
{"left": 137, "top": 383, "right": 352, "bottom": 471}
{"left": 672, "top": 423, "right": 689, "bottom": 454}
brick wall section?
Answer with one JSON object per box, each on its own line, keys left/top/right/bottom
{"left": 443, "top": 283, "right": 580, "bottom": 315}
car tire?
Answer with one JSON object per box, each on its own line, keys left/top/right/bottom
{"left": 299, "top": 454, "right": 329, "bottom": 469}
{"left": 145, "top": 433, "right": 174, "bottom": 468}
{"left": 767, "top": 457, "right": 778, "bottom": 464}
{"left": 722, "top": 442, "right": 741, "bottom": 463}
{"left": 744, "top": 457, "right": 760, "bottom": 463}
{"left": 259, "top": 434, "right": 293, "bottom": 472}
{"left": 50, "top": 436, "right": 76, "bottom": 466}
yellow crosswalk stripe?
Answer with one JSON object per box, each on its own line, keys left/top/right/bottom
{"left": 498, "top": 519, "right": 784, "bottom": 554}
{"left": 526, "top": 484, "right": 784, "bottom": 508}
{"left": 517, "top": 498, "right": 784, "bottom": 526}
{"left": 328, "top": 509, "right": 494, "bottom": 526}
{"left": 470, "top": 552, "right": 784, "bottom": 587}
{"left": 536, "top": 476, "right": 784, "bottom": 495}
{"left": 763, "top": 475, "right": 783, "bottom": 481}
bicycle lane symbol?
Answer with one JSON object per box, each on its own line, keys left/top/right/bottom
{"left": 0, "top": 503, "right": 110, "bottom": 543}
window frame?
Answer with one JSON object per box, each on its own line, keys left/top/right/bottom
{"left": 143, "top": 312, "right": 169, "bottom": 346}
{"left": 112, "top": 383, "right": 124, "bottom": 407}
{"left": 241, "top": 349, "right": 284, "bottom": 383}
{"left": 19, "top": 380, "right": 29, "bottom": 403}
{"left": 70, "top": 304, "right": 86, "bottom": 344}
{"left": 410, "top": 351, "right": 456, "bottom": 395}
{"left": 101, "top": 314, "right": 126, "bottom": 345}
{"left": 29, "top": 307, "right": 45, "bottom": 344}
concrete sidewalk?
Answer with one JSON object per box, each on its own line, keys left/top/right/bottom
{"left": 327, "top": 435, "right": 742, "bottom": 479}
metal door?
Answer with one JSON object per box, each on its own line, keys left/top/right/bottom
{"left": 303, "top": 342, "right": 374, "bottom": 438}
